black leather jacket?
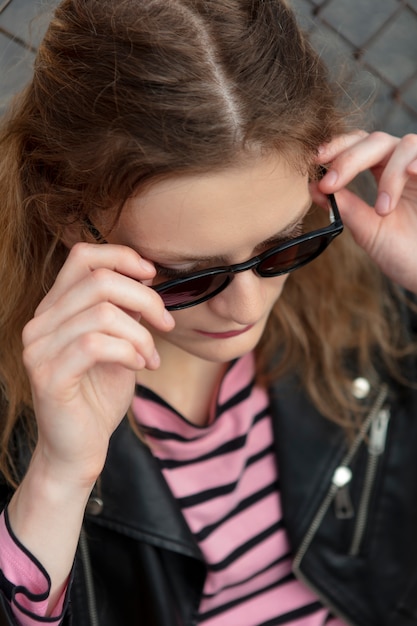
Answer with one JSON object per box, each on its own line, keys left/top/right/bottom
{"left": 1, "top": 359, "right": 417, "bottom": 625}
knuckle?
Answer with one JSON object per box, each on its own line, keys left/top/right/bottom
{"left": 401, "top": 133, "right": 417, "bottom": 150}
{"left": 90, "top": 267, "right": 109, "bottom": 282}
{"left": 22, "top": 318, "right": 37, "bottom": 347}
{"left": 22, "top": 345, "right": 47, "bottom": 387}
{"left": 89, "top": 267, "right": 114, "bottom": 293}
{"left": 22, "top": 343, "right": 36, "bottom": 370}
{"left": 69, "top": 241, "right": 91, "bottom": 261}
{"left": 369, "top": 130, "right": 389, "bottom": 143}
{"left": 79, "top": 332, "right": 100, "bottom": 355}
{"left": 95, "top": 302, "right": 117, "bottom": 326}
{"left": 352, "top": 129, "right": 368, "bottom": 140}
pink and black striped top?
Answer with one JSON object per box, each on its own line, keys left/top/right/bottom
{"left": 132, "top": 352, "right": 346, "bottom": 626}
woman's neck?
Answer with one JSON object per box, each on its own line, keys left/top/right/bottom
{"left": 135, "top": 341, "right": 228, "bottom": 427}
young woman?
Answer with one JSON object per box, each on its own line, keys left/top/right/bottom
{"left": 1, "top": 1, "right": 417, "bottom": 624}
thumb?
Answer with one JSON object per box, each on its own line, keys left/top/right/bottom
{"left": 311, "top": 185, "right": 381, "bottom": 253}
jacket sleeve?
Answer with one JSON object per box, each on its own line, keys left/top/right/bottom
{"left": 0, "top": 508, "right": 69, "bottom": 626}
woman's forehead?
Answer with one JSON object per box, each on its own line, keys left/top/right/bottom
{"left": 118, "top": 154, "right": 311, "bottom": 255}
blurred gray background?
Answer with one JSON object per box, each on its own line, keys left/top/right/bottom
{"left": 1, "top": 0, "right": 417, "bottom": 135}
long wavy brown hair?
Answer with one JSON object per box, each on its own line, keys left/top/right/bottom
{"left": 0, "top": 0, "right": 412, "bottom": 485}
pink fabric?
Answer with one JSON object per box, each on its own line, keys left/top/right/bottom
{"left": 133, "top": 352, "right": 348, "bottom": 625}
{"left": 0, "top": 509, "right": 66, "bottom": 625}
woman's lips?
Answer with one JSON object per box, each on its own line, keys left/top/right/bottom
{"left": 194, "top": 324, "right": 254, "bottom": 339}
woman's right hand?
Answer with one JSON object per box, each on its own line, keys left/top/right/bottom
{"left": 22, "top": 241, "right": 175, "bottom": 488}
{"left": 4, "top": 241, "right": 174, "bottom": 613}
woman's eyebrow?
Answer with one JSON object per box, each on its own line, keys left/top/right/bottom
{"left": 150, "top": 200, "right": 312, "bottom": 265}
{"left": 254, "top": 204, "right": 311, "bottom": 250}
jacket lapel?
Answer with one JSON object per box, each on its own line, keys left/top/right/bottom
{"left": 268, "top": 374, "right": 347, "bottom": 549}
{"left": 85, "top": 417, "right": 203, "bottom": 561}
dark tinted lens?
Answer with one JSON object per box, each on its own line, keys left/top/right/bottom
{"left": 258, "top": 235, "right": 330, "bottom": 275}
{"left": 157, "top": 273, "right": 229, "bottom": 308}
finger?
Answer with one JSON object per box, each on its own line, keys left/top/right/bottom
{"left": 27, "top": 268, "right": 174, "bottom": 344}
{"left": 316, "top": 130, "right": 369, "bottom": 165}
{"left": 318, "top": 131, "right": 400, "bottom": 194}
{"left": 28, "top": 333, "right": 145, "bottom": 403}
{"left": 374, "top": 134, "right": 417, "bottom": 215}
{"left": 327, "top": 187, "right": 382, "bottom": 253}
{"left": 37, "top": 242, "right": 156, "bottom": 315}
{"left": 23, "top": 302, "right": 161, "bottom": 373}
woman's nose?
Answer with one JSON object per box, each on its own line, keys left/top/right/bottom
{"left": 207, "top": 270, "right": 273, "bottom": 324}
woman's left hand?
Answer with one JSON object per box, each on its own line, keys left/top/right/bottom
{"left": 313, "top": 130, "right": 417, "bottom": 294}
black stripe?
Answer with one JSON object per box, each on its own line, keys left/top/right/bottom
{"left": 253, "top": 405, "right": 270, "bottom": 424}
{"left": 140, "top": 426, "right": 205, "bottom": 442}
{"left": 202, "top": 589, "right": 322, "bottom": 625}
{"left": 208, "top": 520, "right": 284, "bottom": 572}
{"left": 194, "top": 480, "right": 279, "bottom": 542}
{"left": 246, "top": 443, "right": 274, "bottom": 468}
{"left": 143, "top": 405, "right": 269, "bottom": 445}
{"left": 202, "top": 553, "right": 291, "bottom": 599}
{"left": 216, "top": 379, "right": 255, "bottom": 415}
{"left": 135, "top": 385, "right": 182, "bottom": 414}
{"left": 176, "top": 444, "right": 276, "bottom": 508}
{"left": 158, "top": 433, "right": 248, "bottom": 469}
{"left": 257, "top": 602, "right": 324, "bottom": 626}
{"left": 199, "top": 572, "right": 295, "bottom": 621}
{"left": 178, "top": 481, "right": 237, "bottom": 508}
{"left": 157, "top": 408, "right": 270, "bottom": 469}
{"left": 135, "top": 386, "right": 268, "bottom": 443}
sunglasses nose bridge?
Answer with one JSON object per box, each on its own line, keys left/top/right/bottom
{"left": 229, "top": 256, "right": 262, "bottom": 278}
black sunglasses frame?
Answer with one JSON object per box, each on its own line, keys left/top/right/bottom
{"left": 151, "top": 194, "right": 342, "bottom": 310}
{"left": 84, "top": 194, "right": 343, "bottom": 311}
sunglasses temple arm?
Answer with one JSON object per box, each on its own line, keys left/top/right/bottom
{"left": 83, "top": 217, "right": 108, "bottom": 244}
{"left": 327, "top": 194, "right": 340, "bottom": 224}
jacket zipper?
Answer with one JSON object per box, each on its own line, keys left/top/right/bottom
{"left": 349, "top": 406, "right": 390, "bottom": 556}
{"left": 292, "top": 383, "right": 389, "bottom": 625}
{"left": 79, "top": 528, "right": 100, "bottom": 626}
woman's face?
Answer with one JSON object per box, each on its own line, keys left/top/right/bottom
{"left": 111, "top": 153, "right": 311, "bottom": 364}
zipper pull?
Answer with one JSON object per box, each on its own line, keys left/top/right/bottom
{"left": 369, "top": 408, "right": 390, "bottom": 455}
{"left": 333, "top": 466, "right": 354, "bottom": 519}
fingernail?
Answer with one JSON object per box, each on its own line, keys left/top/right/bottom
{"left": 324, "top": 169, "right": 338, "bottom": 186}
{"left": 375, "top": 191, "right": 391, "bottom": 215}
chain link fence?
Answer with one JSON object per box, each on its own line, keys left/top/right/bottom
{"left": 1, "top": 0, "right": 417, "bottom": 135}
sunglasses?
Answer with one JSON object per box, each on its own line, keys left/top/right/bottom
{"left": 85, "top": 194, "right": 343, "bottom": 311}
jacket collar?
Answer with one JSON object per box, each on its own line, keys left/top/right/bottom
{"left": 85, "top": 373, "right": 373, "bottom": 560}
{"left": 86, "top": 417, "right": 203, "bottom": 561}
